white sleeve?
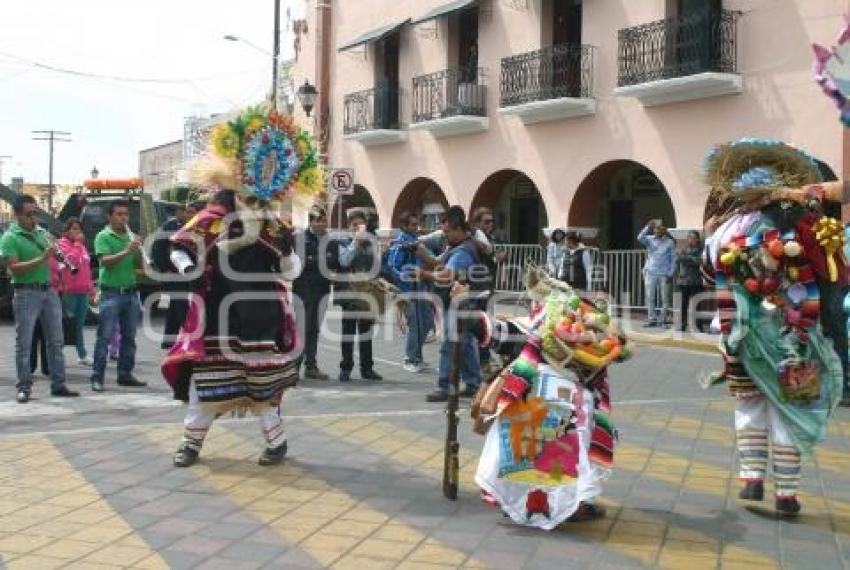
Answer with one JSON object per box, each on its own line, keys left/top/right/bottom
{"left": 279, "top": 253, "right": 302, "bottom": 281}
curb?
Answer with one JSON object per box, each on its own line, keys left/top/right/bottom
{"left": 628, "top": 331, "right": 718, "bottom": 354}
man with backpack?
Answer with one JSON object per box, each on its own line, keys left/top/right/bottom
{"left": 411, "top": 206, "right": 491, "bottom": 402}
{"left": 386, "top": 211, "right": 434, "bottom": 373}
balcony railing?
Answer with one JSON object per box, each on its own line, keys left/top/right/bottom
{"left": 500, "top": 44, "right": 594, "bottom": 107}
{"left": 618, "top": 9, "right": 739, "bottom": 87}
{"left": 343, "top": 84, "right": 403, "bottom": 134}
{"left": 412, "top": 67, "right": 487, "bottom": 123}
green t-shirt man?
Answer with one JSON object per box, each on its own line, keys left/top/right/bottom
{"left": 0, "top": 223, "right": 51, "bottom": 285}
{"left": 94, "top": 227, "right": 138, "bottom": 288}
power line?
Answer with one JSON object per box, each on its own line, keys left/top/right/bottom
{"left": 32, "top": 130, "right": 71, "bottom": 212}
{"left": 0, "top": 50, "right": 266, "bottom": 85}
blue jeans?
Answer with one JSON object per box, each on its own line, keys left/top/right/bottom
{"left": 12, "top": 288, "right": 66, "bottom": 392}
{"left": 404, "top": 297, "right": 433, "bottom": 365}
{"left": 63, "top": 293, "right": 89, "bottom": 359}
{"left": 436, "top": 313, "right": 481, "bottom": 393}
{"left": 91, "top": 290, "right": 140, "bottom": 382}
{"left": 645, "top": 274, "right": 671, "bottom": 323}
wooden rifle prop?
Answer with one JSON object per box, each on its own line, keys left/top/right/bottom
{"left": 443, "top": 274, "right": 491, "bottom": 500}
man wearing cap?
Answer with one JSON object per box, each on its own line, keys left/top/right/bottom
{"left": 0, "top": 194, "right": 78, "bottom": 403}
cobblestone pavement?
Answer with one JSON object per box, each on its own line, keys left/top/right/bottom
{"left": 1, "top": 310, "right": 850, "bottom": 569}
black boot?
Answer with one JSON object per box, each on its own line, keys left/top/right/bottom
{"left": 173, "top": 446, "right": 199, "bottom": 468}
{"left": 258, "top": 441, "right": 288, "bottom": 466}
{"left": 738, "top": 480, "right": 764, "bottom": 501}
{"left": 361, "top": 368, "right": 382, "bottom": 381}
{"left": 775, "top": 495, "right": 801, "bottom": 517}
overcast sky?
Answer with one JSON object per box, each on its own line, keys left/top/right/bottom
{"left": 0, "top": 0, "right": 299, "bottom": 185}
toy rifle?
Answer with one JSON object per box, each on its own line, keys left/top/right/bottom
{"left": 443, "top": 314, "right": 462, "bottom": 500}
{"left": 442, "top": 279, "right": 491, "bottom": 501}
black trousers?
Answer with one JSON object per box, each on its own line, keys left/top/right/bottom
{"left": 30, "top": 319, "right": 49, "bottom": 375}
{"left": 293, "top": 283, "right": 329, "bottom": 369}
{"left": 340, "top": 315, "right": 374, "bottom": 372}
{"left": 678, "top": 285, "right": 704, "bottom": 331}
{"left": 162, "top": 297, "right": 189, "bottom": 349}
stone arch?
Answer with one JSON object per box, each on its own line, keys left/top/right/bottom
{"left": 570, "top": 160, "right": 676, "bottom": 250}
{"left": 470, "top": 169, "right": 548, "bottom": 244}
{"left": 392, "top": 177, "right": 449, "bottom": 232}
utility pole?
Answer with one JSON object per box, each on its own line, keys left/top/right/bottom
{"left": 32, "top": 130, "right": 71, "bottom": 213}
{"left": 272, "top": 0, "right": 280, "bottom": 110}
{"left": 0, "top": 155, "right": 11, "bottom": 185}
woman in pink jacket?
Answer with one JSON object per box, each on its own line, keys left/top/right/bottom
{"left": 57, "top": 218, "right": 95, "bottom": 365}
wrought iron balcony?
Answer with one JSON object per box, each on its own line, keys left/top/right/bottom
{"left": 342, "top": 83, "right": 406, "bottom": 146}
{"left": 500, "top": 44, "right": 594, "bottom": 107}
{"left": 343, "top": 85, "right": 403, "bottom": 134}
{"left": 411, "top": 67, "right": 487, "bottom": 124}
{"left": 617, "top": 9, "right": 739, "bottom": 87}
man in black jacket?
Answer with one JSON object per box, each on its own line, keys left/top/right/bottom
{"left": 334, "top": 211, "right": 383, "bottom": 383}
{"left": 293, "top": 206, "right": 333, "bottom": 380}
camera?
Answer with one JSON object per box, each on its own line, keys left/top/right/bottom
{"left": 365, "top": 213, "right": 379, "bottom": 235}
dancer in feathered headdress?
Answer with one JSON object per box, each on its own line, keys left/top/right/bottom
{"left": 703, "top": 138, "right": 845, "bottom": 516}
{"left": 162, "top": 105, "right": 323, "bottom": 468}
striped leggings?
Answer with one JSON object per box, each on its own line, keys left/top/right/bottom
{"left": 735, "top": 395, "right": 801, "bottom": 498}
{"left": 182, "top": 384, "right": 286, "bottom": 453}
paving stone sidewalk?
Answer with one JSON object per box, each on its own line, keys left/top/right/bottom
{"left": 0, "top": 311, "right": 849, "bottom": 569}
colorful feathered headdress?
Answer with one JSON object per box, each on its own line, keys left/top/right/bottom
{"left": 192, "top": 105, "right": 323, "bottom": 202}
{"left": 703, "top": 138, "right": 822, "bottom": 201}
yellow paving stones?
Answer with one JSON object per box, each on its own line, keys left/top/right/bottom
{"left": 616, "top": 443, "right": 850, "bottom": 535}
{"left": 37, "top": 539, "right": 102, "bottom": 560}
{"left": 631, "top": 412, "right": 850, "bottom": 477}
{"left": 141, "top": 424, "right": 484, "bottom": 569}
{"left": 4, "top": 554, "right": 69, "bottom": 569}
{"left": 310, "top": 416, "right": 792, "bottom": 570}
{"left": 0, "top": 435, "right": 167, "bottom": 569}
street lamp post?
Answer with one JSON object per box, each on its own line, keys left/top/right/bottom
{"left": 296, "top": 80, "right": 318, "bottom": 117}
{"left": 223, "top": 0, "right": 281, "bottom": 109}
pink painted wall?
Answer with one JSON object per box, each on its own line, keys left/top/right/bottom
{"left": 294, "top": 0, "right": 846, "bottom": 232}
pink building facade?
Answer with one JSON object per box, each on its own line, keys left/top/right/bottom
{"left": 291, "top": 0, "right": 846, "bottom": 248}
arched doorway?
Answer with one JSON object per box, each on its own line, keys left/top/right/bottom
{"left": 392, "top": 177, "right": 449, "bottom": 232}
{"left": 570, "top": 160, "right": 675, "bottom": 250}
{"left": 330, "top": 184, "right": 376, "bottom": 228}
{"left": 471, "top": 170, "right": 548, "bottom": 244}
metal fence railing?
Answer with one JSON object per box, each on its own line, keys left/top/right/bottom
{"left": 494, "top": 245, "right": 649, "bottom": 309}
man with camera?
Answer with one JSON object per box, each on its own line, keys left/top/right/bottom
{"left": 333, "top": 211, "right": 383, "bottom": 382}
{"left": 0, "top": 194, "right": 78, "bottom": 403}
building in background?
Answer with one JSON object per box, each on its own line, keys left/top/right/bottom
{"left": 290, "top": 0, "right": 844, "bottom": 247}
{"left": 139, "top": 140, "right": 184, "bottom": 199}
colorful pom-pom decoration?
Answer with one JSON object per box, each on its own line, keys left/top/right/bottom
{"left": 204, "top": 106, "right": 323, "bottom": 201}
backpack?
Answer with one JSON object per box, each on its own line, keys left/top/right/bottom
{"left": 435, "top": 238, "right": 493, "bottom": 310}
